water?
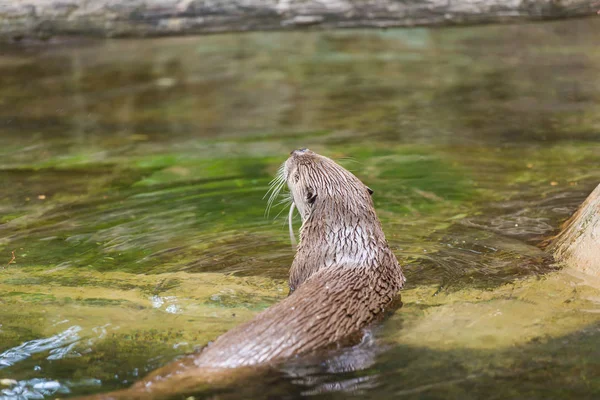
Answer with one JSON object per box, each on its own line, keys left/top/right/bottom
{"left": 1, "top": 18, "right": 600, "bottom": 399}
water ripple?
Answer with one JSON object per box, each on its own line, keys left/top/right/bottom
{"left": 0, "top": 326, "right": 82, "bottom": 369}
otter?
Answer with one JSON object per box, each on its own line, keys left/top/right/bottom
{"left": 83, "top": 149, "right": 405, "bottom": 399}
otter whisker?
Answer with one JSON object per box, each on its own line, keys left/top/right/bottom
{"left": 336, "top": 156, "right": 362, "bottom": 164}
{"left": 288, "top": 202, "right": 297, "bottom": 249}
{"left": 275, "top": 194, "right": 292, "bottom": 207}
{"left": 272, "top": 196, "right": 293, "bottom": 220}
{"left": 334, "top": 157, "right": 362, "bottom": 173}
{"left": 266, "top": 182, "right": 285, "bottom": 216}
{"left": 264, "top": 165, "right": 287, "bottom": 217}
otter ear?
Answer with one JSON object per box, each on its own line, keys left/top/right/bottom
{"left": 306, "top": 189, "right": 317, "bottom": 205}
{"left": 366, "top": 186, "right": 374, "bottom": 195}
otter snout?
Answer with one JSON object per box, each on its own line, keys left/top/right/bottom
{"left": 290, "top": 148, "right": 310, "bottom": 156}
{"left": 286, "top": 148, "right": 313, "bottom": 180}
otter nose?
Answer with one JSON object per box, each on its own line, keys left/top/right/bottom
{"left": 291, "top": 148, "right": 309, "bottom": 155}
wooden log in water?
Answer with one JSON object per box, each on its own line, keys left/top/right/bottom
{"left": 0, "top": 0, "right": 598, "bottom": 40}
{"left": 552, "top": 183, "right": 600, "bottom": 276}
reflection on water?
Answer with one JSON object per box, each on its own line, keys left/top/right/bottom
{"left": 1, "top": 17, "right": 600, "bottom": 399}
{"left": 283, "top": 330, "right": 381, "bottom": 396}
{"left": 1, "top": 378, "right": 73, "bottom": 400}
{"left": 0, "top": 327, "right": 83, "bottom": 400}
{"left": 0, "top": 326, "right": 82, "bottom": 369}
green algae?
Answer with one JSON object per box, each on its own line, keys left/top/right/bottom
{"left": 4, "top": 292, "right": 57, "bottom": 303}
{"left": 387, "top": 269, "right": 600, "bottom": 351}
{"left": 0, "top": 269, "right": 286, "bottom": 395}
{"left": 205, "top": 290, "right": 280, "bottom": 311}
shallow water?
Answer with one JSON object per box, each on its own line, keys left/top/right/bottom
{"left": 1, "top": 18, "right": 600, "bottom": 399}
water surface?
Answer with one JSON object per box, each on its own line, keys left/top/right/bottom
{"left": 1, "top": 18, "right": 600, "bottom": 399}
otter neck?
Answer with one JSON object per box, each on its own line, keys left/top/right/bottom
{"left": 290, "top": 197, "right": 384, "bottom": 290}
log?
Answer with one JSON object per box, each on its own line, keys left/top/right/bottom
{"left": 0, "top": 0, "right": 598, "bottom": 40}
{"left": 552, "top": 184, "right": 600, "bottom": 276}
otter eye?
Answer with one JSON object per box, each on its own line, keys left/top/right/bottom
{"left": 306, "top": 189, "right": 317, "bottom": 205}
{"left": 294, "top": 173, "right": 300, "bottom": 183}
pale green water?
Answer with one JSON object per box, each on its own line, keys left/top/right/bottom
{"left": 1, "top": 18, "right": 600, "bottom": 399}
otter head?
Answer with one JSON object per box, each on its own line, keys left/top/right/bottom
{"left": 283, "top": 148, "right": 374, "bottom": 223}
{"left": 265, "top": 149, "right": 400, "bottom": 290}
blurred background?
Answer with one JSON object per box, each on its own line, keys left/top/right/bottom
{"left": 1, "top": 4, "right": 600, "bottom": 399}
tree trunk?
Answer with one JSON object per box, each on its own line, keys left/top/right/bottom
{"left": 552, "top": 183, "right": 600, "bottom": 276}
{"left": 0, "top": 0, "right": 598, "bottom": 40}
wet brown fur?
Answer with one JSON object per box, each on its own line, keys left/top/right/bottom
{"left": 82, "top": 149, "right": 405, "bottom": 399}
